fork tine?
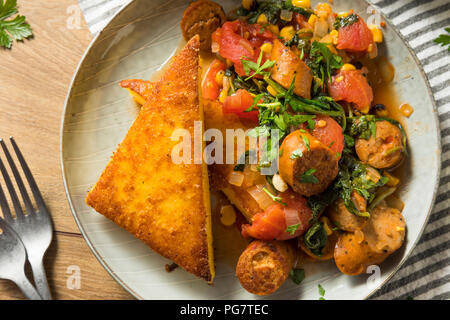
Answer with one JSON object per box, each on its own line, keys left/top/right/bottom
{"left": 9, "top": 137, "right": 45, "bottom": 211}
{"left": 0, "top": 140, "right": 34, "bottom": 215}
{"left": 0, "top": 184, "right": 13, "bottom": 222}
{"left": 0, "top": 147, "right": 24, "bottom": 219}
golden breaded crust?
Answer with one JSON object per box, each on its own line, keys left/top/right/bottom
{"left": 86, "top": 36, "right": 214, "bottom": 282}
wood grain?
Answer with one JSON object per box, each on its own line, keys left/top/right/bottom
{"left": 0, "top": 0, "right": 132, "bottom": 299}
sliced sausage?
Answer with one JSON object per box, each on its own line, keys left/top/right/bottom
{"left": 363, "top": 204, "right": 406, "bottom": 255}
{"left": 327, "top": 198, "right": 367, "bottom": 232}
{"left": 270, "top": 39, "right": 313, "bottom": 99}
{"left": 355, "top": 120, "right": 404, "bottom": 169}
{"left": 279, "top": 130, "right": 338, "bottom": 197}
{"left": 334, "top": 232, "right": 388, "bottom": 275}
{"left": 180, "top": 0, "right": 226, "bottom": 51}
{"left": 236, "top": 240, "right": 295, "bottom": 295}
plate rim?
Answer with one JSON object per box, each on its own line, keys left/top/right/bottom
{"left": 59, "top": 0, "right": 442, "bottom": 300}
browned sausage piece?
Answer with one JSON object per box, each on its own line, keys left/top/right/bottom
{"left": 363, "top": 204, "right": 406, "bottom": 255}
{"left": 334, "top": 232, "right": 388, "bottom": 276}
{"left": 270, "top": 39, "right": 313, "bottom": 99}
{"left": 327, "top": 198, "right": 367, "bottom": 232}
{"left": 236, "top": 240, "right": 295, "bottom": 296}
{"left": 180, "top": 0, "right": 226, "bottom": 51}
{"left": 279, "top": 130, "right": 338, "bottom": 197}
{"left": 355, "top": 120, "right": 404, "bottom": 169}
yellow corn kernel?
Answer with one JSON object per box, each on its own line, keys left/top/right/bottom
{"left": 260, "top": 42, "right": 273, "bottom": 54}
{"left": 315, "top": 2, "right": 332, "bottom": 19}
{"left": 335, "top": 76, "right": 344, "bottom": 83}
{"left": 360, "top": 105, "right": 370, "bottom": 114}
{"left": 337, "top": 11, "right": 349, "bottom": 18}
{"left": 341, "top": 63, "right": 356, "bottom": 71}
{"left": 257, "top": 13, "right": 268, "bottom": 24}
{"left": 399, "top": 103, "right": 414, "bottom": 117}
{"left": 267, "top": 24, "right": 280, "bottom": 35}
{"left": 375, "top": 108, "right": 389, "bottom": 117}
{"left": 317, "top": 119, "right": 327, "bottom": 127}
{"left": 396, "top": 226, "right": 405, "bottom": 232}
{"left": 369, "top": 24, "right": 383, "bottom": 43}
{"left": 226, "top": 59, "right": 233, "bottom": 67}
{"left": 308, "top": 14, "right": 317, "bottom": 27}
{"left": 330, "top": 29, "right": 339, "bottom": 45}
{"left": 280, "top": 26, "right": 295, "bottom": 41}
{"left": 126, "top": 88, "right": 146, "bottom": 105}
{"left": 267, "top": 85, "right": 278, "bottom": 96}
{"left": 384, "top": 172, "right": 400, "bottom": 187}
{"left": 292, "top": 0, "right": 311, "bottom": 8}
{"left": 242, "top": 0, "right": 253, "bottom": 10}
{"left": 219, "top": 88, "right": 228, "bottom": 103}
{"left": 320, "top": 217, "right": 333, "bottom": 236}
{"left": 220, "top": 205, "right": 237, "bottom": 226}
{"left": 215, "top": 70, "right": 224, "bottom": 86}
{"left": 243, "top": 31, "right": 250, "bottom": 39}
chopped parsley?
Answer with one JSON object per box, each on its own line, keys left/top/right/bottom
{"left": 241, "top": 50, "right": 275, "bottom": 81}
{"left": 290, "top": 268, "right": 306, "bottom": 285}
{"left": 0, "top": 0, "right": 33, "bottom": 49}
{"left": 263, "top": 187, "right": 287, "bottom": 206}
{"left": 290, "top": 149, "right": 303, "bottom": 159}
{"left": 300, "top": 168, "right": 318, "bottom": 184}
{"left": 302, "top": 135, "right": 310, "bottom": 151}
{"left": 434, "top": 27, "right": 450, "bottom": 51}
{"left": 307, "top": 41, "right": 344, "bottom": 86}
{"left": 333, "top": 14, "right": 359, "bottom": 30}
{"left": 318, "top": 284, "right": 326, "bottom": 300}
{"left": 286, "top": 223, "right": 300, "bottom": 235}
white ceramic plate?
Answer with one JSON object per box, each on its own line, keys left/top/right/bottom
{"left": 61, "top": 0, "right": 441, "bottom": 300}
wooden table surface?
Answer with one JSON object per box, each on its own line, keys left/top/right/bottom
{"left": 0, "top": 0, "right": 133, "bottom": 300}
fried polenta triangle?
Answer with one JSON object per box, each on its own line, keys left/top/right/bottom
{"left": 86, "top": 36, "right": 214, "bottom": 282}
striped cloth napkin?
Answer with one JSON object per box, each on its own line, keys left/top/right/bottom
{"left": 77, "top": 0, "right": 450, "bottom": 300}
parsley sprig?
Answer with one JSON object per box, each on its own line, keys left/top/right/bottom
{"left": 0, "top": 0, "right": 32, "bottom": 49}
{"left": 241, "top": 50, "right": 276, "bottom": 81}
{"left": 434, "top": 27, "right": 450, "bottom": 52}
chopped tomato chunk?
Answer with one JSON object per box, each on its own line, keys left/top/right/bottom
{"left": 241, "top": 189, "right": 312, "bottom": 241}
{"left": 337, "top": 16, "right": 373, "bottom": 52}
{"left": 223, "top": 89, "right": 259, "bottom": 122}
{"left": 305, "top": 115, "right": 345, "bottom": 158}
{"left": 202, "top": 59, "right": 226, "bottom": 101}
{"left": 328, "top": 69, "right": 373, "bottom": 112}
{"left": 212, "top": 21, "right": 275, "bottom": 76}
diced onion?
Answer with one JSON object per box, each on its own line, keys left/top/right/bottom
{"left": 227, "top": 171, "right": 244, "bottom": 187}
{"left": 313, "top": 18, "right": 329, "bottom": 38}
{"left": 366, "top": 166, "right": 381, "bottom": 184}
{"left": 247, "top": 184, "right": 274, "bottom": 210}
{"left": 280, "top": 9, "right": 293, "bottom": 22}
{"left": 211, "top": 41, "right": 219, "bottom": 53}
{"left": 277, "top": 208, "right": 301, "bottom": 240}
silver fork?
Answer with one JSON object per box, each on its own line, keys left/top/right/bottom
{"left": 0, "top": 217, "right": 42, "bottom": 300}
{"left": 0, "top": 137, "right": 53, "bottom": 300}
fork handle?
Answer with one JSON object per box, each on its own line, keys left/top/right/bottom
{"left": 30, "top": 260, "right": 52, "bottom": 300}
{"left": 14, "top": 272, "right": 42, "bottom": 300}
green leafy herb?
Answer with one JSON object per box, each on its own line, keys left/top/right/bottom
{"left": 307, "top": 41, "right": 344, "bottom": 85}
{"left": 302, "top": 135, "right": 310, "bottom": 151}
{"left": 434, "top": 27, "right": 450, "bottom": 52}
{"left": 307, "top": 188, "right": 338, "bottom": 222}
{"left": 241, "top": 50, "right": 275, "bottom": 81}
{"left": 333, "top": 14, "right": 359, "bottom": 30}
{"left": 300, "top": 168, "right": 318, "bottom": 184}
{"left": 246, "top": 0, "right": 313, "bottom": 25}
{"left": 303, "top": 222, "right": 327, "bottom": 256}
{"left": 290, "top": 268, "right": 306, "bottom": 285}
{"left": 0, "top": 0, "right": 33, "bottom": 49}
{"left": 318, "top": 284, "right": 326, "bottom": 299}
{"left": 290, "top": 148, "right": 303, "bottom": 159}
{"left": 286, "top": 223, "right": 300, "bottom": 235}
{"left": 263, "top": 187, "right": 287, "bottom": 206}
